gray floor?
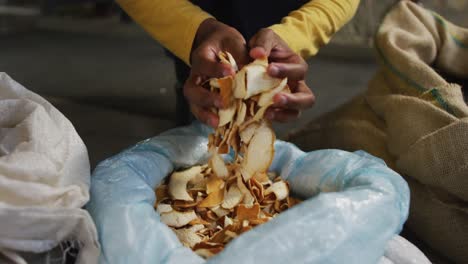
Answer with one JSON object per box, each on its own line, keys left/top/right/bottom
{"left": 0, "top": 16, "right": 375, "bottom": 166}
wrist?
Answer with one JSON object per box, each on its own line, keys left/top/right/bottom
{"left": 192, "top": 18, "right": 219, "bottom": 52}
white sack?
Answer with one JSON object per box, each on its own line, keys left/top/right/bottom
{"left": 0, "top": 73, "right": 99, "bottom": 264}
{"left": 379, "top": 235, "right": 431, "bottom": 264}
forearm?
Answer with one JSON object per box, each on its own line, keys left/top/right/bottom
{"left": 116, "top": 0, "right": 213, "bottom": 65}
{"left": 269, "top": 0, "right": 360, "bottom": 58}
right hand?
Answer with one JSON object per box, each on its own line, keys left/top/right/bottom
{"left": 184, "top": 18, "right": 249, "bottom": 127}
{"left": 249, "top": 28, "right": 315, "bottom": 123}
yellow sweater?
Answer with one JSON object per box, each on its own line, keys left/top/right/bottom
{"left": 117, "top": 0, "right": 360, "bottom": 65}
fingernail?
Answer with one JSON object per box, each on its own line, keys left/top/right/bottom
{"left": 266, "top": 111, "right": 275, "bottom": 120}
{"left": 269, "top": 65, "right": 279, "bottom": 76}
{"left": 223, "top": 68, "right": 233, "bottom": 76}
{"left": 214, "top": 99, "right": 223, "bottom": 108}
{"left": 208, "top": 118, "right": 217, "bottom": 128}
{"left": 194, "top": 76, "right": 202, "bottom": 85}
{"left": 277, "top": 95, "right": 287, "bottom": 106}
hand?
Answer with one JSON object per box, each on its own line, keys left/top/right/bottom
{"left": 249, "top": 28, "right": 315, "bottom": 122}
{"left": 184, "top": 18, "right": 250, "bottom": 127}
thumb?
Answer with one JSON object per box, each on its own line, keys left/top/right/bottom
{"left": 248, "top": 28, "right": 276, "bottom": 59}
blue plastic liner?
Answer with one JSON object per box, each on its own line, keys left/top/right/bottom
{"left": 87, "top": 122, "right": 409, "bottom": 264}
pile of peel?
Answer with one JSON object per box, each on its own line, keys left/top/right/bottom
{"left": 155, "top": 52, "right": 300, "bottom": 259}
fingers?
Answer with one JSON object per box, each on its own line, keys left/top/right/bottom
{"left": 249, "top": 29, "right": 308, "bottom": 82}
{"left": 249, "top": 47, "right": 269, "bottom": 60}
{"left": 184, "top": 74, "right": 222, "bottom": 127}
{"left": 226, "top": 39, "right": 250, "bottom": 68}
{"left": 268, "top": 62, "right": 308, "bottom": 81}
{"left": 191, "top": 47, "right": 235, "bottom": 77}
{"left": 190, "top": 105, "right": 219, "bottom": 128}
{"left": 249, "top": 28, "right": 276, "bottom": 59}
{"left": 264, "top": 81, "right": 314, "bottom": 123}
{"left": 272, "top": 81, "right": 315, "bottom": 110}
{"left": 184, "top": 75, "right": 222, "bottom": 108}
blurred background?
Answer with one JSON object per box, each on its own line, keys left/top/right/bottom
{"left": 1, "top": 0, "right": 467, "bottom": 263}
{"left": 1, "top": 0, "right": 467, "bottom": 167}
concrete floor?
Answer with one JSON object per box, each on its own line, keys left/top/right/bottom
{"left": 0, "top": 16, "right": 375, "bottom": 166}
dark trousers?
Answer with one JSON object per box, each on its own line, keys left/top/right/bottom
{"left": 170, "top": 52, "right": 194, "bottom": 126}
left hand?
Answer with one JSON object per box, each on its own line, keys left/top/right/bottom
{"left": 184, "top": 18, "right": 250, "bottom": 127}
{"left": 249, "top": 28, "right": 315, "bottom": 122}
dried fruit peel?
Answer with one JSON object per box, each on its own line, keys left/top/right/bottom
{"left": 218, "top": 103, "right": 237, "bottom": 127}
{"left": 160, "top": 210, "right": 198, "bottom": 228}
{"left": 241, "top": 121, "right": 275, "bottom": 181}
{"left": 198, "top": 189, "right": 224, "bottom": 208}
{"left": 209, "top": 152, "right": 229, "bottom": 178}
{"left": 244, "top": 62, "right": 283, "bottom": 99}
{"left": 217, "top": 77, "right": 234, "bottom": 107}
{"left": 221, "top": 184, "right": 243, "bottom": 209}
{"left": 168, "top": 166, "right": 202, "bottom": 201}
{"left": 155, "top": 51, "right": 301, "bottom": 259}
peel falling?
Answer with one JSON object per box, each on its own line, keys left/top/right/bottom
{"left": 155, "top": 52, "right": 300, "bottom": 259}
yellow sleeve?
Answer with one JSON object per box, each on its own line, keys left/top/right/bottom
{"left": 116, "top": 0, "right": 213, "bottom": 65}
{"left": 269, "top": 0, "right": 360, "bottom": 58}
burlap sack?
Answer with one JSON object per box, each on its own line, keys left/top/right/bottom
{"left": 290, "top": 1, "right": 468, "bottom": 263}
